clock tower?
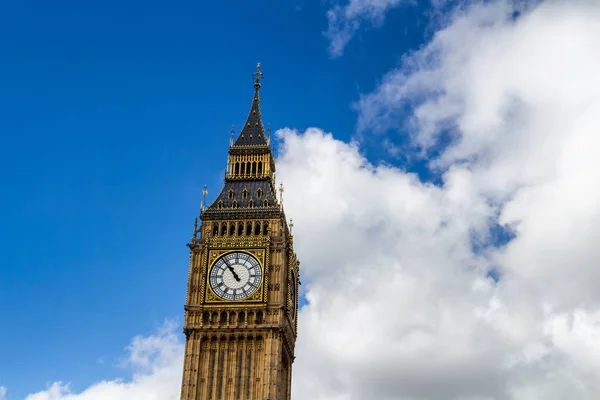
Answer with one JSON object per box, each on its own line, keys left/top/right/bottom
{"left": 180, "top": 64, "right": 300, "bottom": 400}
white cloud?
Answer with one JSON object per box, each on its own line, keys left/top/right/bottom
{"left": 25, "top": 322, "right": 183, "bottom": 400}
{"left": 278, "top": 122, "right": 598, "bottom": 399}
{"left": 0, "top": 386, "right": 7, "bottom": 400}
{"left": 278, "top": 128, "right": 509, "bottom": 399}
{"left": 356, "top": 0, "right": 600, "bottom": 309}
{"left": 325, "top": 0, "right": 406, "bottom": 57}
{"left": 291, "top": 0, "right": 600, "bottom": 398}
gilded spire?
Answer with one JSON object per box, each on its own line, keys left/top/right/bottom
{"left": 279, "top": 182, "right": 284, "bottom": 208}
{"left": 253, "top": 62, "right": 263, "bottom": 89}
{"left": 200, "top": 185, "right": 208, "bottom": 212}
{"left": 233, "top": 63, "right": 268, "bottom": 147}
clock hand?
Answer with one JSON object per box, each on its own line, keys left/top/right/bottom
{"left": 224, "top": 260, "right": 241, "bottom": 282}
{"left": 228, "top": 266, "right": 241, "bottom": 282}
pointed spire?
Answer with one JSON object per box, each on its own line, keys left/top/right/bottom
{"left": 200, "top": 185, "right": 208, "bottom": 212}
{"left": 192, "top": 217, "right": 198, "bottom": 240}
{"left": 253, "top": 62, "right": 263, "bottom": 89}
{"left": 279, "top": 182, "right": 284, "bottom": 208}
{"left": 233, "top": 63, "right": 269, "bottom": 147}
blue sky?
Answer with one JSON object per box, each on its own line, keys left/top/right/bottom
{"left": 4, "top": 1, "right": 600, "bottom": 399}
{"left": 0, "top": 0, "right": 435, "bottom": 397}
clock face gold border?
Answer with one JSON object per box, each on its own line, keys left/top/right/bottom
{"left": 209, "top": 252, "right": 262, "bottom": 301}
{"left": 204, "top": 248, "right": 267, "bottom": 305}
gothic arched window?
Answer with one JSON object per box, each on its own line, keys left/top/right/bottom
{"left": 254, "top": 222, "right": 260, "bottom": 235}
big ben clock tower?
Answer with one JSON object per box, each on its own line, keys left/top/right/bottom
{"left": 180, "top": 64, "right": 300, "bottom": 400}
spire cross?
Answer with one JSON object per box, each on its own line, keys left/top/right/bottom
{"left": 253, "top": 62, "right": 263, "bottom": 88}
{"left": 289, "top": 218, "right": 294, "bottom": 234}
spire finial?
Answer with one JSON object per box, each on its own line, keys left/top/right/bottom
{"left": 253, "top": 62, "right": 263, "bottom": 89}
{"left": 230, "top": 125, "right": 235, "bottom": 147}
{"left": 279, "top": 182, "right": 284, "bottom": 208}
{"left": 192, "top": 217, "right": 198, "bottom": 240}
{"left": 201, "top": 185, "right": 208, "bottom": 212}
{"left": 267, "top": 123, "right": 271, "bottom": 146}
{"left": 289, "top": 218, "right": 294, "bottom": 234}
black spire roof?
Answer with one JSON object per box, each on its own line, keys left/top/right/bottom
{"left": 233, "top": 63, "right": 269, "bottom": 147}
{"left": 201, "top": 63, "right": 280, "bottom": 220}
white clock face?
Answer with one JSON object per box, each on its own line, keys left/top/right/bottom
{"left": 209, "top": 252, "right": 262, "bottom": 301}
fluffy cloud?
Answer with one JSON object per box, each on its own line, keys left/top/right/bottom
{"left": 325, "top": 0, "right": 406, "bottom": 57}
{"left": 25, "top": 322, "right": 183, "bottom": 400}
{"left": 278, "top": 128, "right": 506, "bottom": 399}
{"left": 356, "top": 0, "right": 600, "bottom": 309}
{"left": 0, "top": 386, "right": 7, "bottom": 400}
{"left": 285, "top": 0, "right": 600, "bottom": 398}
